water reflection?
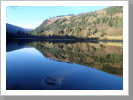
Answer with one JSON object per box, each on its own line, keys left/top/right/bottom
{"left": 28, "top": 41, "right": 123, "bottom": 77}
{"left": 6, "top": 40, "right": 123, "bottom": 90}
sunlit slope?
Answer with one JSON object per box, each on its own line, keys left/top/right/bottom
{"left": 29, "top": 6, "right": 123, "bottom": 40}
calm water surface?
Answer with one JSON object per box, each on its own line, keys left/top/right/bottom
{"left": 6, "top": 40, "right": 123, "bottom": 90}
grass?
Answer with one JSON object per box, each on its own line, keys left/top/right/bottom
{"left": 99, "top": 36, "right": 123, "bottom": 40}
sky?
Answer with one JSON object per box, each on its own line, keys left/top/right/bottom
{"left": 6, "top": 6, "right": 109, "bottom": 29}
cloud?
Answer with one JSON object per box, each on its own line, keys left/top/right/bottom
{"left": 19, "top": 21, "right": 43, "bottom": 29}
{"left": 21, "top": 48, "right": 43, "bottom": 56}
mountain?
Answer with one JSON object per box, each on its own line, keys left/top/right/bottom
{"left": 6, "top": 23, "right": 26, "bottom": 34}
{"left": 23, "top": 28, "right": 33, "bottom": 31}
{"left": 6, "top": 23, "right": 33, "bottom": 38}
{"left": 29, "top": 6, "right": 123, "bottom": 40}
{"left": 6, "top": 42, "right": 26, "bottom": 52}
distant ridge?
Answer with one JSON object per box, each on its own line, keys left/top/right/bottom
{"left": 6, "top": 23, "right": 34, "bottom": 38}
{"left": 23, "top": 28, "right": 33, "bottom": 31}
{"left": 6, "top": 23, "right": 26, "bottom": 34}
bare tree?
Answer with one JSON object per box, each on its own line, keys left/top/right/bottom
{"left": 6, "top": 6, "right": 18, "bottom": 18}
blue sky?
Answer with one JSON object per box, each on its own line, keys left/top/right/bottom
{"left": 6, "top": 6, "right": 109, "bottom": 29}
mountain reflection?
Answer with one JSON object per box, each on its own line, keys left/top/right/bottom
{"left": 6, "top": 40, "right": 123, "bottom": 77}
{"left": 28, "top": 41, "right": 123, "bottom": 77}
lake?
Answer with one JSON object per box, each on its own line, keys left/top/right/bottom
{"left": 6, "top": 39, "right": 123, "bottom": 90}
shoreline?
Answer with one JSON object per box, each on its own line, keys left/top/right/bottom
{"left": 6, "top": 38, "right": 123, "bottom": 42}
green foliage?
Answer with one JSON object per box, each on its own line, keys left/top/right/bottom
{"left": 102, "top": 64, "right": 122, "bottom": 75}
{"left": 105, "top": 6, "right": 123, "bottom": 16}
{"left": 75, "top": 27, "right": 81, "bottom": 33}
{"left": 94, "top": 16, "right": 123, "bottom": 27}
{"left": 88, "top": 28, "right": 92, "bottom": 32}
{"left": 29, "top": 6, "right": 123, "bottom": 38}
{"left": 101, "top": 29, "right": 106, "bottom": 37}
{"left": 93, "top": 54, "right": 122, "bottom": 63}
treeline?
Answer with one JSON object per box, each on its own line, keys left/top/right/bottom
{"left": 6, "top": 30, "right": 87, "bottom": 40}
{"left": 105, "top": 6, "right": 123, "bottom": 16}
{"left": 48, "top": 14, "right": 75, "bottom": 19}
{"left": 6, "top": 31, "right": 34, "bottom": 38}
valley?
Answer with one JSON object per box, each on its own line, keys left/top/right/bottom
{"left": 6, "top": 6, "right": 123, "bottom": 41}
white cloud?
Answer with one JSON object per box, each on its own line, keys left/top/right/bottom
{"left": 19, "top": 21, "right": 43, "bottom": 29}
{"left": 21, "top": 47, "right": 43, "bottom": 56}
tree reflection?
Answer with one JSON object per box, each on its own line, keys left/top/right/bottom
{"left": 6, "top": 40, "right": 123, "bottom": 77}
{"left": 28, "top": 41, "right": 123, "bottom": 77}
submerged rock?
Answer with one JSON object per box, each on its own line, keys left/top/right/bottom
{"left": 42, "top": 76, "right": 65, "bottom": 89}
{"left": 45, "top": 76, "right": 64, "bottom": 85}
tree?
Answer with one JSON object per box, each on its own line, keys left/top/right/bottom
{"left": 6, "top": 6, "right": 18, "bottom": 17}
{"left": 88, "top": 28, "right": 92, "bottom": 32}
{"left": 75, "top": 27, "right": 81, "bottom": 33}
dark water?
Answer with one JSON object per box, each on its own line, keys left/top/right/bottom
{"left": 6, "top": 40, "right": 123, "bottom": 90}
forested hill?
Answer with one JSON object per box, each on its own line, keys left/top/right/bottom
{"left": 28, "top": 6, "right": 123, "bottom": 40}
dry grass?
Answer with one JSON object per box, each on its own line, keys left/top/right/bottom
{"left": 88, "top": 35, "right": 123, "bottom": 41}
{"left": 99, "top": 42, "right": 123, "bottom": 46}
{"left": 112, "top": 13, "right": 123, "bottom": 18}
{"left": 100, "top": 36, "right": 123, "bottom": 40}
{"left": 106, "top": 27, "right": 123, "bottom": 36}
{"left": 87, "top": 16, "right": 96, "bottom": 23}
{"left": 96, "top": 9, "right": 107, "bottom": 15}
{"left": 46, "top": 16, "right": 72, "bottom": 26}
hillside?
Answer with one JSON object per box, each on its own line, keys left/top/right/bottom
{"left": 6, "top": 23, "right": 26, "bottom": 34}
{"left": 29, "top": 6, "right": 123, "bottom": 40}
{"left": 6, "top": 23, "right": 33, "bottom": 38}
